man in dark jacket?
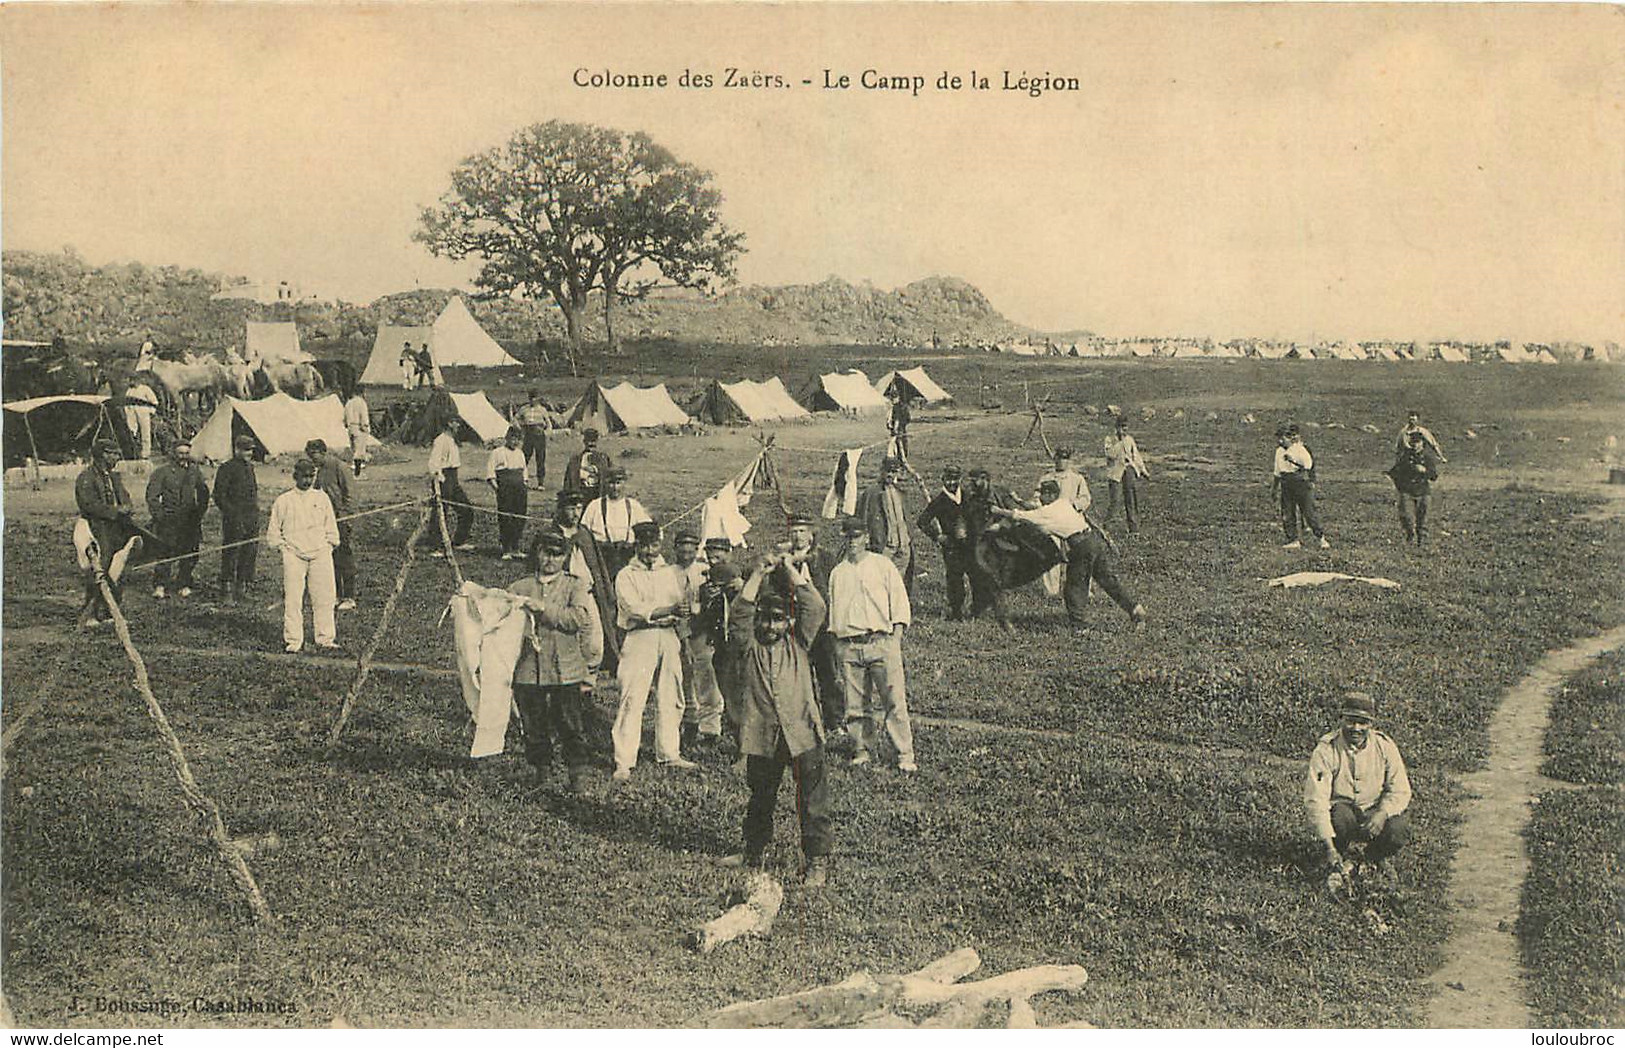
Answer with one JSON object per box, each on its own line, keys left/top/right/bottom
{"left": 961, "top": 467, "right": 1021, "bottom": 626}
{"left": 75, "top": 439, "right": 142, "bottom": 626}
{"left": 214, "top": 435, "right": 260, "bottom": 603}
{"left": 784, "top": 511, "right": 842, "bottom": 731}
{"left": 145, "top": 440, "right": 209, "bottom": 599}
{"left": 917, "top": 464, "right": 973, "bottom": 620}
{"left": 859, "top": 456, "right": 914, "bottom": 599}
{"left": 1388, "top": 430, "right": 1441, "bottom": 547}
{"left": 562, "top": 427, "right": 613, "bottom": 502}
{"left": 307, "top": 439, "right": 358, "bottom": 609}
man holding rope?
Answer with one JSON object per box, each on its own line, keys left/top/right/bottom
{"left": 75, "top": 438, "right": 144, "bottom": 628}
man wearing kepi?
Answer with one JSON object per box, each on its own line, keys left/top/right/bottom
{"left": 611, "top": 520, "right": 694, "bottom": 781}
{"left": 75, "top": 438, "right": 143, "bottom": 628}
{"left": 509, "top": 524, "right": 603, "bottom": 795}
{"left": 991, "top": 478, "right": 1147, "bottom": 628}
{"left": 428, "top": 416, "right": 474, "bottom": 551}
{"left": 266, "top": 458, "right": 340, "bottom": 654}
{"left": 213, "top": 435, "right": 260, "bottom": 604}
{"left": 1387, "top": 429, "right": 1440, "bottom": 548}
{"left": 1272, "top": 423, "right": 1328, "bottom": 550}
{"left": 860, "top": 456, "right": 915, "bottom": 599}
{"left": 145, "top": 440, "right": 210, "bottom": 600}
{"left": 486, "top": 426, "right": 531, "bottom": 561}
{"left": 828, "top": 516, "right": 917, "bottom": 772}
{"left": 307, "top": 439, "right": 358, "bottom": 610}
{"left": 917, "top": 464, "right": 975, "bottom": 620}
{"left": 1304, "top": 691, "right": 1412, "bottom": 883}
{"left": 722, "top": 553, "right": 833, "bottom": 886}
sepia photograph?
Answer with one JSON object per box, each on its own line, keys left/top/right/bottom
{"left": 1, "top": 1, "right": 1622, "bottom": 1033}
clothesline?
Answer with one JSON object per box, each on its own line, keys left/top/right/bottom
{"left": 118, "top": 497, "right": 426, "bottom": 575}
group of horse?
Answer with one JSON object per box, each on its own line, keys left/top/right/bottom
{"left": 142, "top": 353, "right": 333, "bottom": 414}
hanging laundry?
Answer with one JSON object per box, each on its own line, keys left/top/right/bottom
{"left": 447, "top": 580, "right": 529, "bottom": 758}
{"left": 700, "top": 479, "right": 753, "bottom": 546}
{"left": 821, "top": 448, "right": 865, "bottom": 519}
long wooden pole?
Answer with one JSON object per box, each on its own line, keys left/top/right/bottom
{"left": 93, "top": 564, "right": 273, "bottom": 924}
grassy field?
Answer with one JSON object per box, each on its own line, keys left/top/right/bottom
{"left": 3, "top": 355, "right": 1623, "bottom": 1027}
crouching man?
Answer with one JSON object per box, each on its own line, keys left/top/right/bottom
{"left": 722, "top": 553, "right": 833, "bottom": 887}
{"left": 1304, "top": 691, "right": 1412, "bottom": 882}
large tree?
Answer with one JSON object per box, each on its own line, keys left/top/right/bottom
{"left": 415, "top": 121, "right": 744, "bottom": 352}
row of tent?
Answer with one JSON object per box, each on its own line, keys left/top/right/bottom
{"left": 1005, "top": 339, "right": 1614, "bottom": 362}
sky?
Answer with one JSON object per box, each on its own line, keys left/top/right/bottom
{"left": 3, "top": 3, "right": 1622, "bottom": 343}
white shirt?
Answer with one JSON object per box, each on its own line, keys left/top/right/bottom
{"left": 1012, "top": 499, "right": 1089, "bottom": 540}
{"left": 614, "top": 555, "right": 686, "bottom": 631}
{"left": 428, "top": 432, "right": 461, "bottom": 474}
{"left": 126, "top": 383, "right": 157, "bottom": 414}
{"left": 827, "top": 551, "right": 911, "bottom": 638}
{"left": 1036, "top": 468, "right": 1091, "bottom": 513}
{"left": 581, "top": 496, "right": 651, "bottom": 544}
{"left": 1273, "top": 442, "right": 1313, "bottom": 477}
{"left": 486, "top": 445, "right": 530, "bottom": 482}
{"left": 343, "top": 396, "right": 371, "bottom": 433}
{"left": 1104, "top": 434, "right": 1147, "bottom": 482}
{"left": 266, "top": 487, "right": 339, "bottom": 561}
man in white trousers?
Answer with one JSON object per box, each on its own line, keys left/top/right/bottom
{"left": 611, "top": 520, "right": 695, "bottom": 781}
{"left": 266, "top": 458, "right": 340, "bottom": 654}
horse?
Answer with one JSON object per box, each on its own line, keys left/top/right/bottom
{"left": 148, "top": 357, "right": 236, "bottom": 415}
{"left": 263, "top": 361, "right": 325, "bottom": 399}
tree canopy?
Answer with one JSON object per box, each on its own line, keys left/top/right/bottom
{"left": 415, "top": 121, "right": 745, "bottom": 350}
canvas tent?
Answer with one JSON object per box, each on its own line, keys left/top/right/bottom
{"left": 1170, "top": 343, "right": 1208, "bottom": 358}
{"left": 1497, "top": 345, "right": 1534, "bottom": 364}
{"left": 192, "top": 393, "right": 350, "bottom": 462}
{"left": 873, "top": 366, "right": 952, "bottom": 405}
{"left": 1535, "top": 348, "right": 1559, "bottom": 365}
{"left": 246, "top": 322, "right": 310, "bottom": 365}
{"left": 358, "top": 298, "right": 519, "bottom": 385}
{"left": 1129, "top": 342, "right": 1155, "bottom": 358}
{"left": 360, "top": 325, "right": 434, "bottom": 386}
{"left": 3, "top": 394, "right": 114, "bottom": 468}
{"left": 565, "top": 381, "right": 691, "bottom": 433}
{"left": 448, "top": 391, "right": 515, "bottom": 443}
{"left": 1436, "top": 345, "right": 1469, "bottom": 363}
{"left": 798, "top": 370, "right": 890, "bottom": 414}
{"left": 695, "top": 378, "right": 810, "bottom": 425}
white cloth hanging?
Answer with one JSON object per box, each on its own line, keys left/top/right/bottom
{"left": 821, "top": 448, "right": 865, "bottom": 519}
{"left": 448, "top": 580, "right": 529, "bottom": 758}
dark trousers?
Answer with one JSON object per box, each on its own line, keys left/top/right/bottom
{"left": 435, "top": 468, "right": 473, "bottom": 546}
{"left": 218, "top": 510, "right": 260, "bottom": 588}
{"left": 1107, "top": 472, "right": 1141, "bottom": 532}
{"left": 744, "top": 734, "right": 832, "bottom": 863}
{"left": 494, "top": 471, "right": 528, "bottom": 554}
{"left": 152, "top": 518, "right": 201, "bottom": 588}
{"left": 1062, "top": 530, "right": 1138, "bottom": 622}
{"left": 514, "top": 682, "right": 593, "bottom": 781}
{"left": 332, "top": 521, "right": 357, "bottom": 601}
{"left": 1398, "top": 493, "right": 1429, "bottom": 545}
{"left": 942, "top": 544, "right": 975, "bottom": 619}
{"left": 1279, "top": 479, "right": 1323, "bottom": 541}
{"left": 1331, "top": 801, "right": 1411, "bottom": 862}
{"left": 522, "top": 427, "right": 547, "bottom": 486}
{"left": 811, "top": 631, "right": 843, "bottom": 730}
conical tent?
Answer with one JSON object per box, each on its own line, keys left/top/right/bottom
{"left": 430, "top": 297, "right": 521, "bottom": 368}
{"left": 246, "top": 322, "right": 311, "bottom": 364}
{"left": 798, "top": 370, "right": 889, "bottom": 413}
{"left": 360, "top": 325, "right": 434, "bottom": 386}
{"left": 873, "top": 366, "right": 952, "bottom": 404}
{"left": 565, "top": 381, "right": 691, "bottom": 432}
{"left": 191, "top": 394, "right": 349, "bottom": 461}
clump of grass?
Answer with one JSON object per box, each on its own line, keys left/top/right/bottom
{"left": 1541, "top": 650, "right": 1625, "bottom": 785}
{"left": 1519, "top": 787, "right": 1625, "bottom": 1027}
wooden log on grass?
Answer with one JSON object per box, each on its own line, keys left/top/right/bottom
{"left": 689, "top": 872, "right": 783, "bottom": 954}
{"left": 698, "top": 946, "right": 1088, "bottom": 1028}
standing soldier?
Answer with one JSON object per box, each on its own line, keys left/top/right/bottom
{"left": 699, "top": 536, "right": 747, "bottom": 747}
{"left": 828, "top": 516, "right": 917, "bottom": 773}
{"left": 917, "top": 464, "right": 975, "bottom": 620}
{"left": 343, "top": 388, "right": 372, "bottom": 477}
{"left": 859, "top": 456, "right": 916, "bottom": 600}
{"left": 1037, "top": 447, "right": 1091, "bottom": 513}
{"left": 123, "top": 378, "right": 158, "bottom": 460}
{"left": 1272, "top": 423, "right": 1329, "bottom": 550}
{"left": 611, "top": 520, "right": 694, "bottom": 780}
{"left": 1387, "top": 430, "right": 1441, "bottom": 548}
{"left": 214, "top": 435, "right": 260, "bottom": 604}
{"left": 580, "top": 466, "right": 651, "bottom": 583}
{"left": 509, "top": 525, "right": 603, "bottom": 795}
{"left": 516, "top": 390, "right": 553, "bottom": 489}
{"left": 784, "top": 511, "right": 842, "bottom": 732}
{"left": 428, "top": 416, "right": 474, "bottom": 552}
{"left": 146, "top": 441, "right": 209, "bottom": 600}
{"left": 672, "top": 528, "right": 725, "bottom": 754}
{"left": 1104, "top": 416, "right": 1149, "bottom": 533}
{"left": 961, "top": 467, "right": 1021, "bottom": 627}
{"left": 486, "top": 427, "right": 531, "bottom": 561}
{"left": 265, "top": 458, "right": 340, "bottom": 654}
{"left": 721, "top": 553, "right": 833, "bottom": 886}
{"left": 564, "top": 427, "right": 613, "bottom": 502}
{"left": 307, "top": 440, "right": 358, "bottom": 611}
{"left": 75, "top": 439, "right": 142, "bottom": 628}
{"left": 399, "top": 340, "right": 417, "bottom": 390}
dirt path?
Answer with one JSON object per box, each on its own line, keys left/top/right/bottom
{"left": 1425, "top": 624, "right": 1625, "bottom": 1028}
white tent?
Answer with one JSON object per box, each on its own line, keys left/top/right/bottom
{"left": 1129, "top": 342, "right": 1155, "bottom": 358}
{"left": 696, "top": 378, "right": 810, "bottom": 425}
{"left": 873, "top": 366, "right": 953, "bottom": 404}
{"left": 357, "top": 298, "right": 518, "bottom": 385}
{"left": 1373, "top": 346, "right": 1401, "bottom": 362}
{"left": 192, "top": 393, "right": 350, "bottom": 461}
{"left": 448, "top": 391, "right": 515, "bottom": 444}
{"left": 360, "top": 324, "right": 434, "bottom": 386}
{"left": 431, "top": 297, "right": 521, "bottom": 368}
{"left": 1170, "top": 343, "right": 1208, "bottom": 358}
{"left": 246, "top": 322, "right": 311, "bottom": 364}
{"left": 799, "top": 370, "right": 889, "bottom": 413}
{"left": 1437, "top": 345, "right": 1469, "bottom": 363}
{"left": 1208, "top": 343, "right": 1244, "bottom": 359}
{"left": 565, "top": 381, "right": 691, "bottom": 432}
{"left": 1535, "top": 348, "right": 1559, "bottom": 364}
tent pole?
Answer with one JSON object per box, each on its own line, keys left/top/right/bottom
{"left": 23, "top": 413, "right": 41, "bottom": 490}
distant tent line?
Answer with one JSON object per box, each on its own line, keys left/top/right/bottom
{"left": 991, "top": 338, "right": 1621, "bottom": 363}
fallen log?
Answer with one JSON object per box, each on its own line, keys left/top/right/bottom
{"left": 689, "top": 872, "right": 783, "bottom": 953}
{"left": 698, "top": 947, "right": 1088, "bottom": 1029}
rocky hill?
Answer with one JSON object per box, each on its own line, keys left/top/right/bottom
{"left": 1, "top": 250, "right": 1036, "bottom": 351}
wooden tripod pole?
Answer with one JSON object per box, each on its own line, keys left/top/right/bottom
{"left": 326, "top": 502, "right": 434, "bottom": 750}
{"left": 93, "top": 565, "right": 273, "bottom": 924}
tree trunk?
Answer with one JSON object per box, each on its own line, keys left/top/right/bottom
{"left": 603, "top": 275, "right": 622, "bottom": 354}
